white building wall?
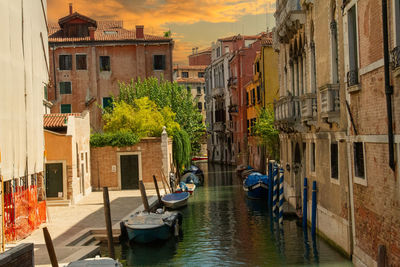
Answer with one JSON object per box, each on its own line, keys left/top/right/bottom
{"left": 0, "top": 0, "right": 48, "bottom": 180}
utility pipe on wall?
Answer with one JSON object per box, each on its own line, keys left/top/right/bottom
{"left": 382, "top": 0, "right": 395, "bottom": 170}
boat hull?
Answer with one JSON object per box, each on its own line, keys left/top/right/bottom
{"left": 243, "top": 182, "right": 268, "bottom": 199}
{"left": 126, "top": 224, "right": 173, "bottom": 244}
{"left": 162, "top": 198, "right": 188, "bottom": 209}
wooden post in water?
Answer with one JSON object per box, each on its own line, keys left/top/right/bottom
{"left": 378, "top": 245, "right": 387, "bottom": 267}
{"left": 153, "top": 175, "right": 162, "bottom": 204}
{"left": 43, "top": 227, "right": 59, "bottom": 267}
{"left": 139, "top": 181, "right": 150, "bottom": 212}
{"left": 102, "top": 187, "right": 115, "bottom": 259}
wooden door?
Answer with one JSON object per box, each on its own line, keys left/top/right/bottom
{"left": 120, "top": 155, "right": 139, "bottom": 189}
{"left": 46, "top": 163, "right": 63, "bottom": 198}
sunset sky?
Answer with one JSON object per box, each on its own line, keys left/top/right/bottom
{"left": 47, "top": 0, "right": 276, "bottom": 65}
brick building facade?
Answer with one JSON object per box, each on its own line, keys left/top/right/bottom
{"left": 48, "top": 5, "right": 174, "bottom": 131}
{"left": 273, "top": 0, "right": 400, "bottom": 265}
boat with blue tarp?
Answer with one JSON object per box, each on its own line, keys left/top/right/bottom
{"left": 162, "top": 191, "right": 190, "bottom": 209}
{"left": 121, "top": 211, "right": 181, "bottom": 244}
{"left": 243, "top": 172, "right": 268, "bottom": 199}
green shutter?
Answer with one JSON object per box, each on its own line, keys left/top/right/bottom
{"left": 61, "top": 104, "right": 71, "bottom": 113}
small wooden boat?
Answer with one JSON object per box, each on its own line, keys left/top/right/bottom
{"left": 67, "top": 256, "right": 122, "bottom": 266}
{"left": 162, "top": 192, "right": 190, "bottom": 209}
{"left": 183, "top": 165, "right": 204, "bottom": 185}
{"left": 175, "top": 182, "right": 196, "bottom": 195}
{"left": 121, "top": 211, "right": 181, "bottom": 244}
{"left": 191, "top": 156, "right": 208, "bottom": 162}
{"left": 243, "top": 172, "right": 268, "bottom": 199}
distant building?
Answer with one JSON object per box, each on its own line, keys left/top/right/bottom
{"left": 205, "top": 34, "right": 260, "bottom": 165}
{"left": 173, "top": 65, "right": 207, "bottom": 123}
{"left": 48, "top": 4, "right": 174, "bottom": 131}
{"left": 188, "top": 47, "right": 212, "bottom": 66}
{"left": 44, "top": 112, "right": 91, "bottom": 205}
{"left": 0, "top": 1, "right": 49, "bottom": 242}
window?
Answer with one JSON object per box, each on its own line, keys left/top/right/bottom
{"left": 347, "top": 5, "right": 359, "bottom": 86}
{"left": 256, "top": 86, "right": 261, "bottom": 102}
{"left": 354, "top": 142, "right": 365, "bottom": 178}
{"left": 59, "top": 55, "right": 72, "bottom": 70}
{"left": 216, "top": 47, "right": 221, "bottom": 58}
{"left": 198, "top": 72, "right": 205, "bottom": 78}
{"left": 246, "top": 92, "right": 249, "bottom": 106}
{"left": 44, "top": 85, "right": 48, "bottom": 100}
{"left": 204, "top": 102, "right": 206, "bottom": 110}
{"left": 182, "top": 71, "right": 189, "bottom": 78}
{"left": 103, "top": 97, "right": 113, "bottom": 109}
{"left": 100, "top": 56, "right": 111, "bottom": 71}
{"left": 187, "top": 86, "right": 191, "bottom": 92}
{"left": 197, "top": 87, "right": 201, "bottom": 95}
{"left": 198, "top": 102, "right": 202, "bottom": 110}
{"left": 251, "top": 89, "right": 256, "bottom": 105}
{"left": 311, "top": 142, "right": 315, "bottom": 172}
{"left": 76, "top": 54, "right": 87, "bottom": 70}
{"left": 331, "top": 143, "right": 338, "bottom": 179}
{"left": 60, "top": 82, "right": 72, "bottom": 94}
{"left": 61, "top": 104, "right": 71, "bottom": 113}
{"left": 153, "top": 55, "right": 166, "bottom": 70}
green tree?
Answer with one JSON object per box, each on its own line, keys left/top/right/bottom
{"left": 254, "top": 108, "right": 280, "bottom": 160}
{"left": 118, "top": 77, "right": 205, "bottom": 154}
{"left": 103, "top": 97, "right": 180, "bottom": 138}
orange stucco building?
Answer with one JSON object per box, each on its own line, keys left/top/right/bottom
{"left": 48, "top": 5, "right": 174, "bottom": 131}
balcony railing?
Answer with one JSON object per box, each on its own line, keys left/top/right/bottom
{"left": 228, "top": 104, "right": 239, "bottom": 114}
{"left": 213, "top": 121, "right": 225, "bottom": 132}
{"left": 300, "top": 93, "right": 317, "bottom": 123}
{"left": 228, "top": 77, "right": 237, "bottom": 88}
{"left": 212, "top": 87, "right": 224, "bottom": 98}
{"left": 274, "top": 95, "right": 301, "bottom": 125}
{"left": 391, "top": 46, "right": 400, "bottom": 70}
{"left": 347, "top": 69, "right": 359, "bottom": 87}
{"left": 320, "top": 83, "right": 340, "bottom": 123}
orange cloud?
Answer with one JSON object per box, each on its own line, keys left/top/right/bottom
{"left": 48, "top": 0, "right": 275, "bottom": 64}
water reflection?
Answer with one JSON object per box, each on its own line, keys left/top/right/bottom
{"left": 103, "top": 163, "right": 352, "bottom": 267}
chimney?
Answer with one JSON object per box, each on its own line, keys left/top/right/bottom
{"left": 69, "top": 3, "right": 73, "bottom": 15}
{"left": 195, "top": 47, "right": 198, "bottom": 54}
{"left": 136, "top": 25, "right": 144, "bottom": 39}
{"left": 192, "top": 48, "right": 195, "bottom": 55}
{"left": 89, "top": 27, "right": 95, "bottom": 41}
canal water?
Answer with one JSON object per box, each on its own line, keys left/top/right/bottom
{"left": 102, "top": 163, "right": 352, "bottom": 266}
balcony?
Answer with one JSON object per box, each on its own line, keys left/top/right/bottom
{"left": 274, "top": 95, "right": 302, "bottom": 132}
{"left": 212, "top": 87, "right": 224, "bottom": 98}
{"left": 274, "top": 0, "right": 305, "bottom": 43}
{"left": 228, "top": 104, "right": 239, "bottom": 114}
{"left": 228, "top": 77, "right": 238, "bottom": 88}
{"left": 320, "top": 84, "right": 340, "bottom": 124}
{"left": 300, "top": 93, "right": 317, "bottom": 124}
{"left": 213, "top": 121, "right": 225, "bottom": 132}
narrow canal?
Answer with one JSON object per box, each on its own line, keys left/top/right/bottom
{"left": 103, "top": 163, "right": 352, "bottom": 266}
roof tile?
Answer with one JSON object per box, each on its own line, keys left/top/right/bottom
{"left": 44, "top": 113, "right": 81, "bottom": 128}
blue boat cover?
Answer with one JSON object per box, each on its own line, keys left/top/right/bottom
{"left": 244, "top": 172, "right": 268, "bottom": 187}
{"left": 182, "top": 172, "right": 200, "bottom": 185}
{"left": 163, "top": 192, "right": 190, "bottom": 201}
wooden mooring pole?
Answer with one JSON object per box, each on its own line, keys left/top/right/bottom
{"left": 139, "top": 181, "right": 150, "bottom": 212}
{"left": 43, "top": 227, "right": 59, "bottom": 267}
{"left": 102, "top": 187, "right": 115, "bottom": 259}
{"left": 153, "top": 175, "right": 162, "bottom": 204}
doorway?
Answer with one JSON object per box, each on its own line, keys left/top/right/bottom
{"left": 46, "top": 163, "right": 63, "bottom": 198}
{"left": 120, "top": 155, "right": 139, "bottom": 189}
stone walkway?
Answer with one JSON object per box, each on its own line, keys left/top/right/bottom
{"left": 12, "top": 189, "right": 158, "bottom": 266}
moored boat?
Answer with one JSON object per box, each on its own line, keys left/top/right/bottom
{"left": 162, "top": 192, "right": 190, "bottom": 209}
{"left": 182, "top": 172, "right": 201, "bottom": 186}
{"left": 66, "top": 256, "right": 122, "bottom": 266}
{"left": 243, "top": 172, "right": 268, "bottom": 199}
{"left": 175, "top": 182, "right": 196, "bottom": 195}
{"left": 121, "top": 211, "right": 181, "bottom": 244}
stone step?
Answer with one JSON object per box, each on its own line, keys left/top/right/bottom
{"left": 46, "top": 199, "right": 71, "bottom": 207}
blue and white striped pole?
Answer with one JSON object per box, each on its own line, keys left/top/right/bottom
{"left": 267, "top": 162, "right": 273, "bottom": 210}
{"left": 311, "top": 181, "right": 317, "bottom": 238}
{"left": 303, "top": 178, "right": 308, "bottom": 231}
{"left": 272, "top": 164, "right": 278, "bottom": 216}
{"left": 278, "top": 168, "right": 284, "bottom": 225}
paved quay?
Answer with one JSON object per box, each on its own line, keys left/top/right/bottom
{"left": 12, "top": 189, "right": 158, "bottom": 266}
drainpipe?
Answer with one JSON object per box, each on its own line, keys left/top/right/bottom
{"left": 52, "top": 45, "right": 57, "bottom": 101}
{"left": 382, "top": 0, "right": 395, "bottom": 171}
